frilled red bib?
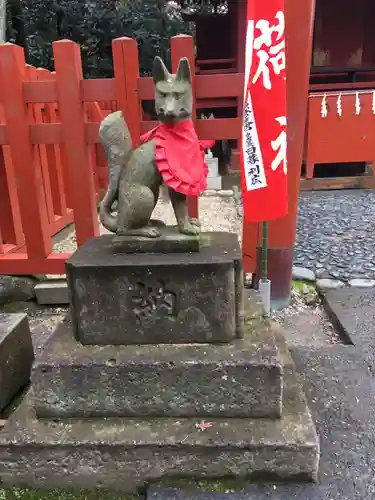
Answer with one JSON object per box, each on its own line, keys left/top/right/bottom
{"left": 140, "top": 119, "right": 214, "bottom": 196}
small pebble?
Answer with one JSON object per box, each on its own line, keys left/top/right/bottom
{"left": 348, "top": 278, "right": 375, "bottom": 288}
{"left": 316, "top": 278, "right": 345, "bottom": 290}
{"left": 292, "top": 266, "right": 316, "bottom": 282}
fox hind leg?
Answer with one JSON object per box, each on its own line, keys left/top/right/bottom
{"left": 117, "top": 184, "right": 161, "bottom": 238}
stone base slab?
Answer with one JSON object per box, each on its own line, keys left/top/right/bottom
{"left": 31, "top": 321, "right": 282, "bottom": 419}
{"left": 0, "top": 313, "right": 34, "bottom": 412}
{"left": 0, "top": 368, "right": 319, "bottom": 492}
{"left": 66, "top": 233, "right": 242, "bottom": 345}
{"left": 112, "top": 226, "right": 201, "bottom": 254}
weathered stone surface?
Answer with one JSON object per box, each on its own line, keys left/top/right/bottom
{"left": 31, "top": 321, "right": 282, "bottom": 419}
{"left": 66, "top": 233, "right": 242, "bottom": 345}
{"left": 0, "top": 366, "right": 319, "bottom": 491}
{"left": 0, "top": 276, "right": 36, "bottom": 306}
{"left": 0, "top": 314, "right": 34, "bottom": 412}
{"left": 35, "top": 280, "right": 69, "bottom": 305}
{"left": 292, "top": 267, "right": 316, "bottom": 283}
{"left": 148, "top": 344, "right": 375, "bottom": 500}
{"left": 321, "top": 287, "right": 375, "bottom": 359}
{"left": 243, "top": 289, "right": 264, "bottom": 320}
{"left": 112, "top": 226, "right": 201, "bottom": 254}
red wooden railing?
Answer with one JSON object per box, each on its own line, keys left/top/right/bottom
{"left": 0, "top": 36, "right": 244, "bottom": 275}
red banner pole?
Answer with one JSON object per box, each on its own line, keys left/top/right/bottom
{"left": 242, "top": 0, "right": 316, "bottom": 309}
{"left": 241, "top": 0, "right": 288, "bottom": 311}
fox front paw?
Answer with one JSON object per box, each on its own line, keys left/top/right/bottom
{"left": 189, "top": 217, "right": 201, "bottom": 228}
{"left": 179, "top": 222, "right": 200, "bottom": 236}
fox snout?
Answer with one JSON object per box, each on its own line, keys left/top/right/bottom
{"left": 160, "top": 98, "right": 178, "bottom": 118}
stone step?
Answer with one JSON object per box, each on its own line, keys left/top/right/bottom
{"left": 31, "top": 320, "right": 283, "bottom": 419}
{"left": 67, "top": 232, "right": 243, "bottom": 345}
{"left": 0, "top": 365, "right": 319, "bottom": 492}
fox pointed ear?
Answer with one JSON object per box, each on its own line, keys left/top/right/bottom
{"left": 175, "top": 58, "right": 191, "bottom": 83}
{"left": 153, "top": 57, "right": 170, "bottom": 84}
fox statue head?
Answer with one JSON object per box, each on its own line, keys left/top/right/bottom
{"left": 153, "top": 56, "right": 193, "bottom": 124}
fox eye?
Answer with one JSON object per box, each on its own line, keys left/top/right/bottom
{"left": 159, "top": 91, "right": 167, "bottom": 98}
{"left": 173, "top": 93, "right": 183, "bottom": 100}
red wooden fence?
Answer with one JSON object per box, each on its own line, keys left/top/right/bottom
{"left": 305, "top": 90, "right": 375, "bottom": 188}
{"left": 0, "top": 36, "right": 244, "bottom": 275}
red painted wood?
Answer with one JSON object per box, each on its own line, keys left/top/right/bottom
{"left": 36, "top": 68, "right": 68, "bottom": 217}
{"left": 0, "top": 124, "right": 6, "bottom": 144}
{"left": 310, "top": 81, "right": 375, "bottom": 91}
{"left": 53, "top": 40, "right": 99, "bottom": 246}
{"left": 27, "top": 66, "right": 56, "bottom": 225}
{"left": 171, "top": 35, "right": 198, "bottom": 219}
{"left": 197, "top": 58, "right": 237, "bottom": 66}
{"left": 85, "top": 103, "right": 101, "bottom": 197}
{"left": 82, "top": 79, "right": 116, "bottom": 103}
{"left": 23, "top": 78, "right": 117, "bottom": 105}
{"left": 313, "top": 0, "right": 365, "bottom": 67}
{"left": 0, "top": 44, "right": 51, "bottom": 259}
{"left": 112, "top": 37, "right": 141, "bottom": 147}
{"left": 0, "top": 252, "right": 69, "bottom": 275}
{"left": 0, "top": 147, "right": 18, "bottom": 251}
{"left": 87, "top": 101, "right": 108, "bottom": 195}
{"left": 236, "top": 0, "right": 247, "bottom": 73}
{"left": 306, "top": 92, "right": 375, "bottom": 168}
{"left": 0, "top": 107, "right": 24, "bottom": 248}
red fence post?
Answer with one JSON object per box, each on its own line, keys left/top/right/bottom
{"left": 0, "top": 43, "right": 51, "bottom": 259}
{"left": 27, "top": 65, "right": 55, "bottom": 225}
{"left": 112, "top": 37, "right": 141, "bottom": 147}
{"left": 171, "top": 35, "right": 199, "bottom": 219}
{"left": 0, "top": 104, "right": 24, "bottom": 249}
{"left": 53, "top": 40, "right": 99, "bottom": 246}
{"left": 36, "top": 67, "right": 68, "bottom": 218}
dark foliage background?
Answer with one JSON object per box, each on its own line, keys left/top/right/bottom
{"left": 6, "top": 0, "right": 195, "bottom": 77}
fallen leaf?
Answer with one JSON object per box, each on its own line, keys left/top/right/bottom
{"left": 196, "top": 421, "right": 213, "bottom": 431}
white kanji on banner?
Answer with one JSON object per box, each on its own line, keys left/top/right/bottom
{"left": 242, "top": 95, "right": 267, "bottom": 191}
{"left": 252, "top": 11, "right": 286, "bottom": 90}
{"left": 271, "top": 116, "right": 287, "bottom": 174}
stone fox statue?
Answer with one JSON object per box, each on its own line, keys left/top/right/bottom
{"left": 99, "top": 56, "right": 213, "bottom": 238}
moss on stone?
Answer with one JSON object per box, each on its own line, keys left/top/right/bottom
{"left": 292, "top": 280, "right": 315, "bottom": 295}
{"left": 292, "top": 280, "right": 318, "bottom": 306}
{"left": 0, "top": 489, "right": 142, "bottom": 500}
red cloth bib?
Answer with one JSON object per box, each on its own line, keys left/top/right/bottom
{"left": 140, "top": 120, "right": 214, "bottom": 196}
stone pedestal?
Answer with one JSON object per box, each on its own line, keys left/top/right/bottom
{"left": 66, "top": 233, "right": 242, "bottom": 345}
{"left": 31, "top": 320, "right": 283, "bottom": 419}
{"left": 0, "top": 313, "right": 34, "bottom": 412}
{"left": 0, "top": 233, "right": 319, "bottom": 491}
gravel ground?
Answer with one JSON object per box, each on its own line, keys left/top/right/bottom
{"left": 295, "top": 190, "right": 375, "bottom": 283}
{"left": 270, "top": 287, "right": 342, "bottom": 346}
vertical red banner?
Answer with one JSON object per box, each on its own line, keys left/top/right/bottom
{"left": 241, "top": 0, "right": 288, "bottom": 223}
